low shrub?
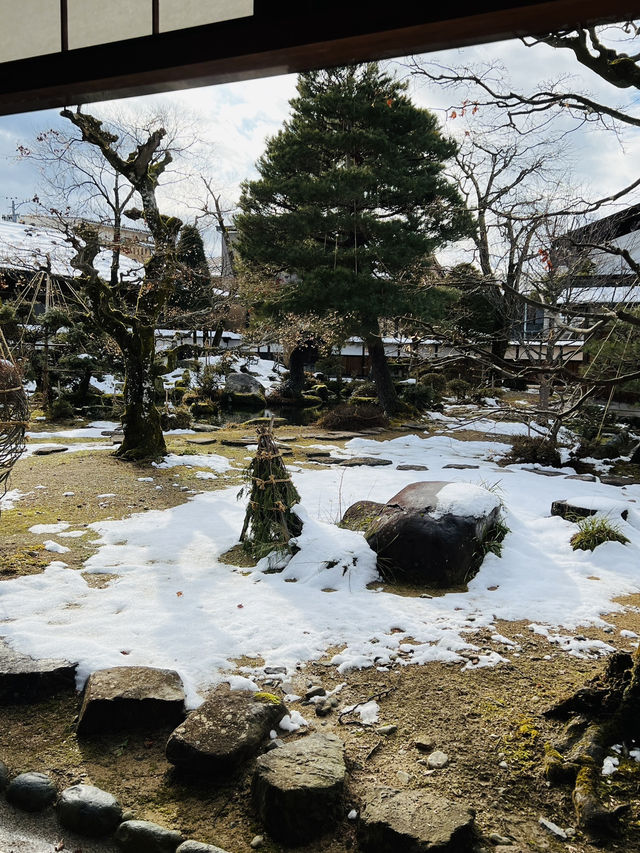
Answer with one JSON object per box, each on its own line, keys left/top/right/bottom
{"left": 317, "top": 403, "right": 388, "bottom": 431}
{"left": 49, "top": 396, "right": 75, "bottom": 421}
{"left": 400, "top": 381, "right": 440, "bottom": 410}
{"left": 504, "top": 435, "right": 561, "bottom": 467}
{"left": 447, "top": 378, "right": 473, "bottom": 402}
{"left": 570, "top": 516, "right": 629, "bottom": 551}
{"left": 472, "top": 386, "right": 505, "bottom": 403}
{"left": 418, "top": 371, "right": 448, "bottom": 394}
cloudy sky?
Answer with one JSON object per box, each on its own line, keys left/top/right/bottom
{"left": 0, "top": 29, "right": 638, "bottom": 256}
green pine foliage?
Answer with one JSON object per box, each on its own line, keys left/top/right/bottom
{"left": 235, "top": 63, "right": 472, "bottom": 411}
{"left": 170, "top": 224, "right": 211, "bottom": 315}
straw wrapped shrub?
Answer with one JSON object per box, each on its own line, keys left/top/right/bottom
{"left": 0, "top": 358, "right": 28, "bottom": 501}
{"left": 239, "top": 422, "right": 302, "bottom": 558}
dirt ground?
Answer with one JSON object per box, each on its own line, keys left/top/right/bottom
{"left": 0, "top": 419, "right": 639, "bottom": 852}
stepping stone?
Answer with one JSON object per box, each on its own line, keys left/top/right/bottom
{"left": 115, "top": 819, "right": 184, "bottom": 852}
{"left": 358, "top": 788, "right": 476, "bottom": 852}
{"left": 443, "top": 464, "right": 479, "bottom": 470}
{"left": 551, "top": 497, "right": 629, "bottom": 522}
{"left": 304, "top": 449, "right": 332, "bottom": 458}
{"left": 57, "top": 784, "right": 123, "bottom": 836}
{"left": 252, "top": 733, "right": 345, "bottom": 845}
{"left": 6, "top": 772, "right": 57, "bottom": 812}
{"left": 0, "top": 639, "right": 77, "bottom": 702}
{"left": 396, "top": 464, "right": 429, "bottom": 471}
{"left": 77, "top": 666, "right": 186, "bottom": 736}
{"left": 185, "top": 436, "right": 218, "bottom": 445}
{"left": 32, "top": 445, "right": 68, "bottom": 455}
{"left": 177, "top": 842, "right": 231, "bottom": 853}
{"left": 220, "top": 437, "right": 256, "bottom": 447}
{"left": 522, "top": 467, "right": 564, "bottom": 477}
{"left": 600, "top": 475, "right": 640, "bottom": 487}
{"left": 192, "top": 423, "right": 221, "bottom": 432}
{"left": 566, "top": 474, "right": 597, "bottom": 482}
{"left": 166, "top": 687, "right": 287, "bottom": 776}
{"left": 339, "top": 457, "right": 393, "bottom": 467}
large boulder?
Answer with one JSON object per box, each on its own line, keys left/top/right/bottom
{"left": 355, "top": 481, "right": 502, "bottom": 587}
{"left": 252, "top": 733, "right": 346, "bottom": 844}
{"left": 57, "top": 784, "right": 123, "bottom": 836}
{"left": 358, "top": 788, "right": 476, "bottom": 852}
{"left": 77, "top": 666, "right": 186, "bottom": 736}
{"left": 224, "top": 372, "right": 265, "bottom": 396}
{"left": 0, "top": 639, "right": 77, "bottom": 702}
{"left": 165, "top": 687, "right": 288, "bottom": 777}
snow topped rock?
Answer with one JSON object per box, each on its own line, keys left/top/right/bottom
{"left": 0, "top": 639, "right": 77, "bottom": 702}
{"left": 252, "top": 733, "right": 346, "bottom": 844}
{"left": 166, "top": 687, "right": 287, "bottom": 777}
{"left": 355, "top": 481, "right": 502, "bottom": 587}
{"left": 224, "top": 372, "right": 265, "bottom": 395}
{"left": 77, "top": 666, "right": 186, "bottom": 735}
{"left": 358, "top": 788, "right": 476, "bottom": 852}
{"left": 551, "top": 495, "right": 630, "bottom": 522}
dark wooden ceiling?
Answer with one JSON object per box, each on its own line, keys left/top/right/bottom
{"left": 0, "top": 0, "right": 636, "bottom": 116}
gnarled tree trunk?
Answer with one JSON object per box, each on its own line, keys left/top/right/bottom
{"left": 366, "top": 329, "right": 398, "bottom": 415}
{"left": 116, "top": 325, "right": 165, "bottom": 461}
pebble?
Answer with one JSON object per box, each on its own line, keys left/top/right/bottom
{"left": 427, "top": 750, "right": 449, "bottom": 769}
{"left": 305, "top": 686, "right": 326, "bottom": 700}
{"left": 250, "top": 835, "right": 264, "bottom": 849}
{"left": 376, "top": 724, "right": 397, "bottom": 736}
{"left": 489, "top": 832, "right": 513, "bottom": 845}
{"left": 414, "top": 734, "right": 435, "bottom": 752}
{"left": 347, "top": 809, "right": 358, "bottom": 820}
{"left": 499, "top": 760, "right": 509, "bottom": 769}
{"left": 538, "top": 817, "right": 567, "bottom": 839}
{"left": 396, "top": 770, "right": 411, "bottom": 784}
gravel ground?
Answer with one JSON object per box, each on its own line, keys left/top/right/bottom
{"left": 0, "top": 799, "right": 118, "bottom": 853}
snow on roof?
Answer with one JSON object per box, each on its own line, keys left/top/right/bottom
{"left": 561, "top": 284, "right": 640, "bottom": 306}
{"left": 0, "top": 219, "right": 140, "bottom": 281}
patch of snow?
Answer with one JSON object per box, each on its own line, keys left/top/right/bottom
{"left": 43, "top": 540, "right": 70, "bottom": 554}
{"left": 278, "top": 709, "right": 308, "bottom": 732}
{"left": 29, "top": 522, "right": 70, "bottom": 535}
{"left": 602, "top": 755, "right": 620, "bottom": 776}
{"left": 342, "top": 700, "right": 379, "bottom": 725}
{"left": 434, "top": 483, "right": 501, "bottom": 518}
{"left": 0, "top": 490, "right": 28, "bottom": 511}
{"left": 153, "top": 454, "right": 231, "bottom": 473}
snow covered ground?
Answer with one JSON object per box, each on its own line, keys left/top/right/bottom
{"left": 1, "top": 428, "right": 639, "bottom": 709}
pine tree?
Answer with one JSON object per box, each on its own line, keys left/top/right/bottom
{"left": 236, "top": 63, "right": 472, "bottom": 412}
{"left": 170, "top": 224, "right": 211, "bottom": 317}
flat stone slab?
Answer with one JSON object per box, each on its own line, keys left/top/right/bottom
{"left": 115, "top": 819, "right": 183, "bottom": 853}
{"left": 358, "top": 788, "right": 476, "bottom": 852}
{"left": 220, "top": 437, "right": 256, "bottom": 447}
{"left": 396, "top": 464, "right": 429, "bottom": 471}
{"left": 566, "top": 474, "right": 597, "bottom": 482}
{"left": 191, "top": 423, "right": 221, "bottom": 432}
{"left": 0, "top": 639, "right": 77, "bottom": 702}
{"left": 551, "top": 497, "right": 629, "bottom": 522}
{"left": 6, "top": 773, "right": 57, "bottom": 813}
{"left": 522, "top": 467, "right": 564, "bottom": 477}
{"left": 339, "top": 457, "right": 393, "bottom": 467}
{"left": 166, "top": 687, "right": 287, "bottom": 777}
{"left": 32, "top": 445, "right": 68, "bottom": 455}
{"left": 600, "top": 475, "right": 640, "bottom": 487}
{"left": 252, "top": 733, "right": 345, "bottom": 845}
{"left": 77, "top": 666, "right": 186, "bottom": 736}
{"left": 443, "top": 463, "right": 479, "bottom": 470}
{"left": 185, "top": 437, "right": 218, "bottom": 445}
{"left": 57, "top": 784, "right": 123, "bottom": 837}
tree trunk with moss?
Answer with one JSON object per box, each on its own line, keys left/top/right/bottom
{"left": 116, "top": 325, "right": 166, "bottom": 460}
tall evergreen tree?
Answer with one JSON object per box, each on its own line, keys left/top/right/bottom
{"left": 170, "top": 223, "right": 211, "bottom": 316}
{"left": 236, "top": 63, "right": 472, "bottom": 412}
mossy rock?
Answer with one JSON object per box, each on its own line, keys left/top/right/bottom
{"left": 349, "top": 396, "right": 378, "bottom": 406}
{"left": 339, "top": 500, "right": 385, "bottom": 532}
{"left": 189, "top": 401, "right": 218, "bottom": 419}
{"left": 310, "top": 384, "right": 329, "bottom": 402}
{"left": 226, "top": 391, "right": 266, "bottom": 410}
{"left": 301, "top": 394, "right": 323, "bottom": 408}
